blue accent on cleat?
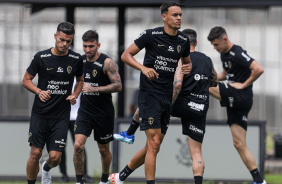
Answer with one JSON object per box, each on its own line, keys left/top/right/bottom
{"left": 113, "top": 131, "right": 135, "bottom": 144}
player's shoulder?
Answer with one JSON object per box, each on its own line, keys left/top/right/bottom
{"left": 191, "top": 51, "right": 212, "bottom": 64}
{"left": 68, "top": 49, "right": 82, "bottom": 60}
{"left": 177, "top": 30, "right": 189, "bottom": 41}
{"left": 35, "top": 48, "right": 52, "bottom": 58}
{"left": 230, "top": 44, "right": 245, "bottom": 55}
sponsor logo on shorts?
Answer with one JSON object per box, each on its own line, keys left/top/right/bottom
{"left": 55, "top": 139, "right": 66, "bottom": 145}
{"left": 100, "top": 134, "right": 113, "bottom": 140}
{"left": 188, "top": 101, "right": 204, "bottom": 111}
{"left": 28, "top": 132, "right": 32, "bottom": 138}
{"left": 189, "top": 125, "right": 204, "bottom": 135}
{"left": 228, "top": 97, "right": 234, "bottom": 108}
{"left": 148, "top": 117, "right": 154, "bottom": 125}
{"left": 74, "top": 124, "right": 77, "bottom": 132}
{"left": 242, "top": 116, "right": 248, "bottom": 122}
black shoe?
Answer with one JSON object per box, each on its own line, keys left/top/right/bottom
{"left": 83, "top": 174, "right": 94, "bottom": 183}
{"left": 59, "top": 174, "right": 70, "bottom": 182}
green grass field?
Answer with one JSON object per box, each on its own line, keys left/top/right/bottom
{"left": 1, "top": 174, "right": 282, "bottom": 184}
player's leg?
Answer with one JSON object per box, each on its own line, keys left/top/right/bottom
{"left": 109, "top": 143, "right": 147, "bottom": 184}
{"left": 230, "top": 124, "right": 264, "bottom": 183}
{"left": 73, "top": 134, "right": 87, "bottom": 184}
{"left": 114, "top": 108, "right": 140, "bottom": 144}
{"left": 144, "top": 128, "right": 164, "bottom": 182}
{"left": 97, "top": 142, "right": 112, "bottom": 184}
{"left": 188, "top": 137, "right": 204, "bottom": 184}
{"left": 26, "top": 145, "right": 42, "bottom": 184}
{"left": 209, "top": 84, "right": 221, "bottom": 101}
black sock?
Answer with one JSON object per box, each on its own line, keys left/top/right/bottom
{"left": 43, "top": 162, "right": 51, "bottom": 171}
{"left": 119, "top": 165, "right": 134, "bottom": 181}
{"left": 146, "top": 180, "right": 155, "bottom": 184}
{"left": 27, "top": 179, "right": 36, "bottom": 184}
{"left": 101, "top": 173, "right": 109, "bottom": 182}
{"left": 127, "top": 120, "right": 139, "bottom": 135}
{"left": 194, "top": 176, "right": 203, "bottom": 184}
{"left": 76, "top": 174, "right": 84, "bottom": 184}
{"left": 250, "top": 168, "right": 263, "bottom": 183}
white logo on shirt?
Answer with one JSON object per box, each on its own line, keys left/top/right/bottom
{"left": 57, "top": 67, "right": 64, "bottom": 72}
{"left": 85, "top": 73, "right": 91, "bottom": 79}
{"left": 168, "top": 46, "right": 174, "bottom": 52}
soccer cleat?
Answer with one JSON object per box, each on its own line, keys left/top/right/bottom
{"left": 113, "top": 131, "right": 135, "bottom": 144}
{"left": 41, "top": 161, "right": 52, "bottom": 184}
{"left": 108, "top": 173, "right": 123, "bottom": 184}
{"left": 253, "top": 180, "right": 267, "bottom": 184}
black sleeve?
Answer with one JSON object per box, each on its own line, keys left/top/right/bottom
{"left": 26, "top": 53, "right": 40, "bottom": 76}
{"left": 234, "top": 48, "right": 254, "bottom": 68}
{"left": 134, "top": 30, "right": 150, "bottom": 50}
{"left": 76, "top": 56, "right": 84, "bottom": 77}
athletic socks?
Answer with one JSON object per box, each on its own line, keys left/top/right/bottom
{"left": 127, "top": 120, "right": 139, "bottom": 135}
{"left": 27, "top": 179, "right": 36, "bottom": 184}
{"left": 76, "top": 174, "right": 84, "bottom": 184}
{"left": 101, "top": 173, "right": 109, "bottom": 182}
{"left": 43, "top": 162, "right": 51, "bottom": 171}
{"left": 250, "top": 168, "right": 264, "bottom": 183}
{"left": 194, "top": 176, "right": 203, "bottom": 184}
{"left": 146, "top": 180, "right": 155, "bottom": 184}
{"left": 119, "top": 165, "right": 134, "bottom": 181}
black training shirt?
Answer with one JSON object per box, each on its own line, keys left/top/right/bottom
{"left": 134, "top": 27, "right": 190, "bottom": 94}
{"left": 79, "top": 54, "right": 114, "bottom": 117}
{"left": 27, "top": 48, "right": 84, "bottom": 118}
{"left": 220, "top": 45, "right": 254, "bottom": 91}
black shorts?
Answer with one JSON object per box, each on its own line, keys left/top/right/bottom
{"left": 138, "top": 90, "right": 172, "bottom": 135}
{"left": 28, "top": 114, "right": 69, "bottom": 152}
{"left": 75, "top": 109, "right": 114, "bottom": 144}
{"left": 219, "top": 82, "right": 253, "bottom": 130}
{"left": 171, "top": 103, "right": 206, "bottom": 143}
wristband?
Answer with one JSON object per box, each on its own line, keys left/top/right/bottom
{"left": 38, "top": 90, "right": 42, "bottom": 96}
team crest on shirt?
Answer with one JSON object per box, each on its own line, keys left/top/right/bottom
{"left": 177, "top": 45, "right": 181, "bottom": 53}
{"left": 228, "top": 61, "right": 232, "bottom": 69}
{"left": 67, "top": 66, "right": 72, "bottom": 74}
{"left": 148, "top": 117, "right": 154, "bottom": 125}
{"left": 92, "top": 69, "right": 98, "bottom": 77}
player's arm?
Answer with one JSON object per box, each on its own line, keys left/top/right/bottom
{"left": 172, "top": 61, "right": 184, "bottom": 105}
{"left": 67, "top": 74, "right": 84, "bottom": 105}
{"left": 217, "top": 68, "right": 227, "bottom": 81}
{"left": 121, "top": 43, "right": 159, "bottom": 80}
{"left": 180, "top": 55, "right": 192, "bottom": 74}
{"left": 210, "top": 61, "right": 218, "bottom": 87}
{"left": 22, "top": 71, "right": 51, "bottom": 102}
{"left": 230, "top": 60, "right": 264, "bottom": 89}
{"left": 82, "top": 58, "right": 122, "bottom": 93}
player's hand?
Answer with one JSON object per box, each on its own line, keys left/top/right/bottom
{"left": 38, "top": 90, "right": 51, "bottom": 102}
{"left": 66, "top": 95, "right": 76, "bottom": 105}
{"left": 229, "top": 82, "right": 245, "bottom": 90}
{"left": 141, "top": 67, "right": 159, "bottom": 80}
{"left": 181, "top": 63, "right": 192, "bottom": 74}
{"left": 82, "top": 83, "right": 93, "bottom": 93}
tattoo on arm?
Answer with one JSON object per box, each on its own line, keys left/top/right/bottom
{"left": 172, "top": 63, "right": 183, "bottom": 105}
{"left": 210, "top": 62, "right": 218, "bottom": 87}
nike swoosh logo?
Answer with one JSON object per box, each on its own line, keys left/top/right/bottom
{"left": 158, "top": 44, "right": 164, "bottom": 47}
{"left": 47, "top": 68, "right": 53, "bottom": 70}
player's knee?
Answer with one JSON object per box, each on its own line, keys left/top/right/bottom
{"left": 233, "top": 139, "right": 244, "bottom": 150}
{"left": 148, "top": 139, "right": 161, "bottom": 153}
{"left": 48, "top": 153, "right": 61, "bottom": 166}
{"left": 99, "top": 147, "right": 110, "bottom": 156}
{"left": 30, "top": 149, "right": 42, "bottom": 161}
{"left": 74, "top": 141, "right": 84, "bottom": 153}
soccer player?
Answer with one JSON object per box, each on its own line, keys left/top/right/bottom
{"left": 73, "top": 30, "right": 122, "bottom": 184}
{"left": 22, "top": 22, "right": 84, "bottom": 184}
{"left": 113, "top": 29, "right": 217, "bottom": 184}
{"left": 109, "top": 2, "right": 192, "bottom": 184}
{"left": 207, "top": 26, "right": 266, "bottom": 184}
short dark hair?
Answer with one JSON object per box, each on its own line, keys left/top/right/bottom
{"left": 207, "top": 26, "right": 227, "bottom": 42}
{"left": 57, "top": 22, "right": 75, "bottom": 35}
{"left": 160, "top": 1, "right": 180, "bottom": 14}
{"left": 182, "top": 29, "right": 197, "bottom": 46}
{"left": 82, "top": 30, "right": 99, "bottom": 42}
